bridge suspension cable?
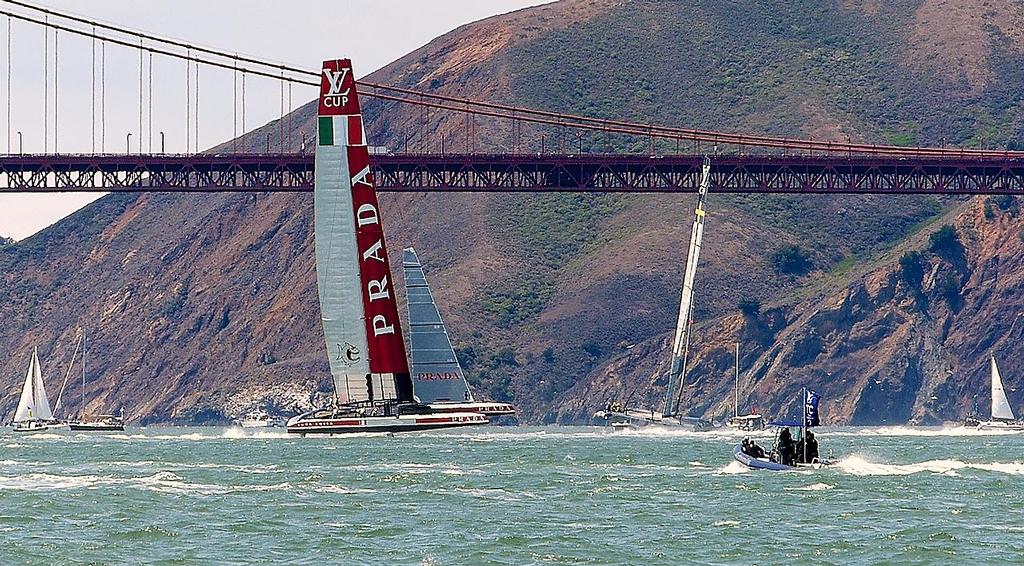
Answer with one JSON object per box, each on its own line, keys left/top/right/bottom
{"left": 2, "top": 0, "right": 1023, "bottom": 158}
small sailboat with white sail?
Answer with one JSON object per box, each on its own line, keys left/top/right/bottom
{"left": 975, "top": 355, "right": 1024, "bottom": 431}
{"left": 286, "top": 58, "right": 487, "bottom": 435}
{"left": 10, "top": 347, "right": 63, "bottom": 433}
{"left": 596, "top": 156, "right": 714, "bottom": 431}
{"left": 403, "top": 247, "right": 516, "bottom": 418}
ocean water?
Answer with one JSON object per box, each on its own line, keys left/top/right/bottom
{"left": 1, "top": 425, "right": 1023, "bottom": 565}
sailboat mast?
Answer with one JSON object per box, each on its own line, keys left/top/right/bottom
{"left": 82, "top": 327, "right": 87, "bottom": 419}
{"left": 734, "top": 342, "right": 739, "bottom": 418}
{"left": 663, "top": 156, "right": 712, "bottom": 417}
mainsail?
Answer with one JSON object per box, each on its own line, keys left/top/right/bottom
{"left": 13, "top": 348, "right": 53, "bottom": 423}
{"left": 663, "top": 156, "right": 712, "bottom": 417}
{"left": 315, "top": 58, "right": 413, "bottom": 405}
{"left": 402, "top": 248, "right": 474, "bottom": 404}
{"left": 991, "top": 355, "right": 1015, "bottom": 421}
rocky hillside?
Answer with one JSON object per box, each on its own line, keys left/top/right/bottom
{"left": 1, "top": 0, "right": 1023, "bottom": 424}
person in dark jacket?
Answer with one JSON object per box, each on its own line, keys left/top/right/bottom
{"left": 805, "top": 430, "right": 819, "bottom": 463}
{"left": 777, "top": 427, "right": 796, "bottom": 466}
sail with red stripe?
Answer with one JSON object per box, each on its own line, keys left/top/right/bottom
{"left": 315, "top": 59, "right": 413, "bottom": 404}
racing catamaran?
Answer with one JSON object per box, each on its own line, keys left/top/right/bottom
{"left": 976, "top": 355, "right": 1024, "bottom": 431}
{"left": 403, "top": 248, "right": 515, "bottom": 417}
{"left": 11, "top": 347, "right": 63, "bottom": 433}
{"left": 286, "top": 58, "right": 487, "bottom": 435}
{"left": 596, "top": 157, "right": 714, "bottom": 431}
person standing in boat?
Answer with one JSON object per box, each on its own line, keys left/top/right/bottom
{"left": 804, "top": 430, "right": 819, "bottom": 463}
{"left": 777, "top": 427, "right": 796, "bottom": 466}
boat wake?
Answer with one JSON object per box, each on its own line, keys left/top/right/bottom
{"left": 827, "top": 425, "right": 1023, "bottom": 437}
{"left": 837, "top": 455, "right": 1024, "bottom": 477}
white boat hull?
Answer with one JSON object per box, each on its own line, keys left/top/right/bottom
{"left": 977, "top": 420, "right": 1024, "bottom": 431}
{"left": 11, "top": 420, "right": 66, "bottom": 433}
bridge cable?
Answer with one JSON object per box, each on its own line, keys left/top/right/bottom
{"left": 194, "top": 56, "right": 199, "bottom": 153}
{"left": 232, "top": 60, "right": 237, "bottom": 152}
{"left": 185, "top": 48, "right": 190, "bottom": 154}
{"left": 138, "top": 38, "right": 143, "bottom": 153}
{"left": 91, "top": 25, "right": 95, "bottom": 153}
{"left": 148, "top": 50, "right": 153, "bottom": 153}
{"left": 53, "top": 27, "right": 57, "bottom": 153}
{"left": 279, "top": 69, "right": 284, "bottom": 152}
{"left": 100, "top": 41, "right": 104, "bottom": 152}
{"left": 42, "top": 13, "right": 46, "bottom": 153}
{"left": 5, "top": 16, "right": 10, "bottom": 154}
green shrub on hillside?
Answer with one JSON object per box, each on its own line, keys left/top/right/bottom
{"left": 898, "top": 251, "right": 925, "bottom": 289}
{"left": 771, "top": 245, "right": 813, "bottom": 276}
{"left": 928, "top": 225, "right": 966, "bottom": 266}
{"left": 738, "top": 299, "right": 761, "bottom": 318}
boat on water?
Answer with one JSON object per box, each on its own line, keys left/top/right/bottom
{"left": 59, "top": 329, "right": 125, "bottom": 432}
{"left": 10, "top": 348, "right": 64, "bottom": 433}
{"left": 403, "top": 247, "right": 516, "bottom": 418}
{"left": 235, "top": 410, "right": 286, "bottom": 428}
{"left": 287, "top": 58, "right": 487, "bottom": 435}
{"left": 596, "top": 156, "right": 714, "bottom": 432}
{"left": 734, "top": 388, "right": 837, "bottom": 471}
{"left": 973, "top": 355, "right": 1024, "bottom": 431}
{"left": 724, "top": 342, "right": 766, "bottom": 432}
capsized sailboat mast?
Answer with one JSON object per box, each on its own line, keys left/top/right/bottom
{"left": 663, "top": 156, "right": 712, "bottom": 418}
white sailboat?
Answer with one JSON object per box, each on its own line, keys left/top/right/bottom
{"left": 403, "top": 247, "right": 515, "bottom": 418}
{"left": 596, "top": 157, "right": 714, "bottom": 431}
{"left": 11, "top": 347, "right": 63, "bottom": 433}
{"left": 725, "top": 342, "right": 765, "bottom": 431}
{"left": 977, "top": 355, "right": 1024, "bottom": 431}
{"left": 286, "top": 58, "right": 487, "bottom": 435}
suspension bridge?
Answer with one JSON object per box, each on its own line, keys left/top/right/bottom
{"left": 1, "top": 1, "right": 1023, "bottom": 194}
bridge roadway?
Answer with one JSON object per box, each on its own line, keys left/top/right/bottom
{"left": 1, "top": 153, "right": 1023, "bottom": 194}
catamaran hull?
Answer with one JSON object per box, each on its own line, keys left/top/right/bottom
{"left": 595, "top": 410, "right": 714, "bottom": 431}
{"left": 287, "top": 413, "right": 488, "bottom": 435}
{"left": 427, "top": 402, "right": 516, "bottom": 417}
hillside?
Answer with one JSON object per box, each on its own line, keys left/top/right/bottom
{"left": 1, "top": 0, "right": 1023, "bottom": 424}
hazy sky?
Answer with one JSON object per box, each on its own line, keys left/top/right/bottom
{"left": 0, "top": 0, "right": 554, "bottom": 239}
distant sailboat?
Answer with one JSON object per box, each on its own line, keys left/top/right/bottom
{"left": 65, "top": 329, "right": 125, "bottom": 432}
{"left": 596, "top": 157, "right": 714, "bottom": 431}
{"left": 725, "top": 342, "right": 765, "bottom": 431}
{"left": 403, "top": 247, "right": 516, "bottom": 418}
{"left": 11, "top": 347, "right": 62, "bottom": 433}
{"left": 286, "top": 58, "right": 487, "bottom": 435}
{"left": 977, "top": 355, "right": 1024, "bottom": 431}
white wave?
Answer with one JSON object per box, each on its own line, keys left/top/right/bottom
{"left": 828, "top": 425, "right": 1023, "bottom": 437}
{"left": 315, "top": 485, "right": 378, "bottom": 495}
{"left": 788, "top": 482, "right": 835, "bottom": 491}
{"left": 713, "top": 520, "right": 741, "bottom": 527}
{"left": 219, "top": 428, "right": 291, "bottom": 440}
{"left": 716, "top": 461, "right": 751, "bottom": 475}
{"left": 838, "top": 455, "right": 1024, "bottom": 476}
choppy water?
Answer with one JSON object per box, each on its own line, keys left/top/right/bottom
{"left": 2, "top": 425, "right": 1023, "bottom": 564}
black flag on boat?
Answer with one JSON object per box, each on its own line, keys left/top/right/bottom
{"left": 803, "top": 388, "right": 821, "bottom": 427}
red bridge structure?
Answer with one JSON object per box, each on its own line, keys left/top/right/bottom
{"left": 1, "top": 1, "right": 1023, "bottom": 194}
{"left": 3, "top": 153, "right": 1024, "bottom": 194}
